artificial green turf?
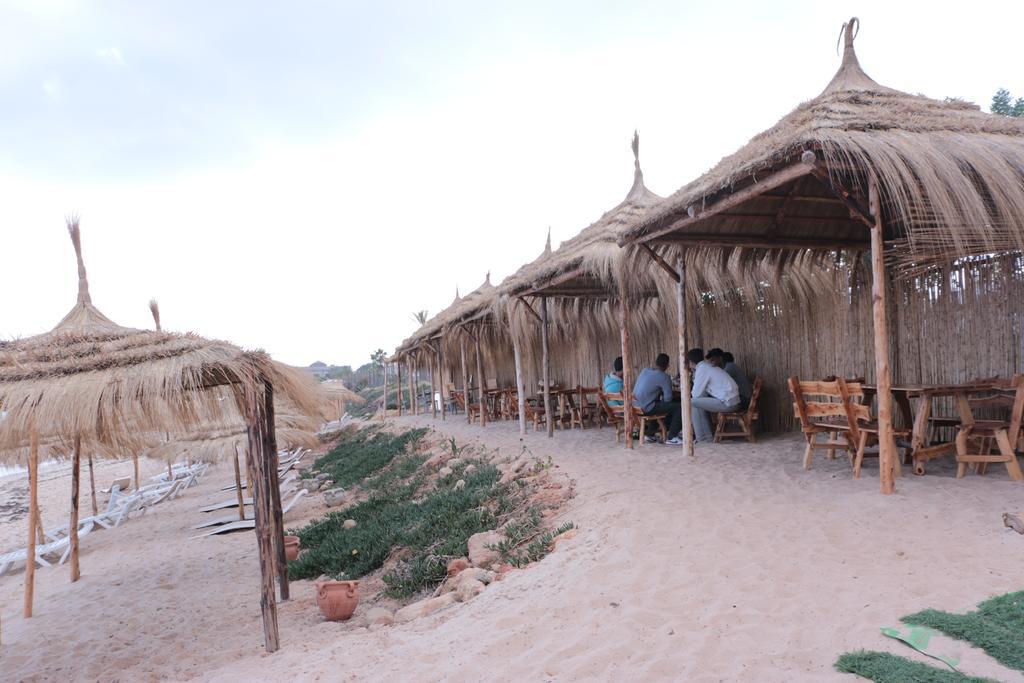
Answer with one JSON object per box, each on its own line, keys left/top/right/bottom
{"left": 835, "top": 651, "right": 997, "bottom": 682}
{"left": 903, "top": 591, "right": 1024, "bottom": 674}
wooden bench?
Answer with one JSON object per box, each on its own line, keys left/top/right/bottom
{"left": 714, "top": 377, "right": 763, "bottom": 443}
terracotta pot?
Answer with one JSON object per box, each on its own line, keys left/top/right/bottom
{"left": 284, "top": 535, "right": 300, "bottom": 562}
{"left": 316, "top": 580, "right": 359, "bottom": 621}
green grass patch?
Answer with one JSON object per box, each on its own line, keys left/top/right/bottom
{"left": 290, "top": 426, "right": 573, "bottom": 599}
{"left": 903, "top": 591, "right": 1024, "bottom": 673}
{"left": 289, "top": 431, "right": 517, "bottom": 597}
{"left": 835, "top": 651, "right": 997, "bottom": 682}
{"left": 308, "top": 427, "right": 428, "bottom": 487}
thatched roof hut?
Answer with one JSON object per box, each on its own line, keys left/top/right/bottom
{"left": 620, "top": 18, "right": 1024, "bottom": 491}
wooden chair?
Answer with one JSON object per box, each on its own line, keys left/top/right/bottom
{"left": 576, "top": 386, "right": 600, "bottom": 428}
{"left": 714, "top": 377, "right": 763, "bottom": 443}
{"left": 848, "top": 381, "right": 910, "bottom": 479}
{"left": 452, "top": 390, "right": 480, "bottom": 423}
{"left": 596, "top": 391, "right": 667, "bottom": 446}
{"left": 789, "top": 376, "right": 862, "bottom": 470}
{"left": 522, "top": 397, "right": 547, "bottom": 431}
{"left": 954, "top": 381, "right": 1024, "bottom": 481}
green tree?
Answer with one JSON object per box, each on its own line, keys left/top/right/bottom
{"left": 991, "top": 88, "right": 1024, "bottom": 117}
{"left": 370, "top": 349, "right": 387, "bottom": 386}
{"left": 413, "top": 310, "right": 428, "bottom": 325}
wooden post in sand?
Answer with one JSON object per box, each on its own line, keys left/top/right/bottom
{"left": 617, "top": 279, "right": 634, "bottom": 449}
{"left": 868, "top": 174, "right": 897, "bottom": 494}
{"left": 167, "top": 462, "right": 174, "bottom": 481}
{"left": 512, "top": 329, "right": 527, "bottom": 436}
{"left": 460, "top": 335, "right": 471, "bottom": 425}
{"left": 428, "top": 354, "right": 437, "bottom": 419}
{"left": 381, "top": 361, "right": 388, "bottom": 421}
{"left": 87, "top": 453, "right": 98, "bottom": 516}
{"left": 233, "top": 444, "right": 246, "bottom": 521}
{"left": 676, "top": 255, "right": 694, "bottom": 457}
{"left": 397, "top": 361, "right": 403, "bottom": 417}
{"left": 241, "top": 382, "right": 280, "bottom": 652}
{"left": 408, "top": 359, "right": 416, "bottom": 415}
{"left": 541, "top": 297, "right": 553, "bottom": 438}
{"left": 438, "top": 346, "right": 447, "bottom": 421}
{"left": 474, "top": 332, "right": 487, "bottom": 427}
{"left": 70, "top": 436, "right": 82, "bottom": 582}
{"left": 132, "top": 453, "right": 140, "bottom": 491}
{"left": 262, "top": 382, "right": 289, "bottom": 602}
{"left": 24, "top": 428, "right": 39, "bottom": 618}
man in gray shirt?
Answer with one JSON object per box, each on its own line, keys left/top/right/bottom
{"left": 632, "top": 353, "right": 683, "bottom": 444}
{"left": 720, "top": 351, "right": 752, "bottom": 410}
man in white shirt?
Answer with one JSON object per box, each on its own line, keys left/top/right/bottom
{"left": 686, "top": 348, "right": 740, "bottom": 443}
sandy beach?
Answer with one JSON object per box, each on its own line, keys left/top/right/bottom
{"left": 1, "top": 417, "right": 1022, "bottom": 682}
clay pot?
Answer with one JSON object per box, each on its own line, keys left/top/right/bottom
{"left": 316, "top": 580, "right": 359, "bottom": 621}
{"left": 283, "top": 535, "right": 301, "bottom": 562}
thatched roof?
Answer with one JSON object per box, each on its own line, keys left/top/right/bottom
{"left": 0, "top": 219, "right": 325, "bottom": 460}
{"left": 510, "top": 132, "right": 663, "bottom": 298}
{"left": 396, "top": 276, "right": 495, "bottom": 357}
{"left": 621, "top": 18, "right": 1024, "bottom": 277}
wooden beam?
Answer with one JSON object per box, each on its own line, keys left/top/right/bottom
{"left": 397, "top": 361, "right": 403, "bottom": 417}
{"left": 242, "top": 384, "right": 280, "bottom": 652}
{"left": 640, "top": 244, "right": 680, "bottom": 283}
{"left": 460, "top": 336, "right": 471, "bottom": 425}
{"left": 474, "top": 334, "right": 486, "bottom": 427}
{"left": 716, "top": 212, "right": 858, "bottom": 224}
{"left": 676, "top": 257, "right": 694, "bottom": 457}
{"left": 381, "top": 360, "right": 388, "bottom": 422}
{"left": 868, "top": 175, "right": 897, "bottom": 495}
{"left": 512, "top": 329, "right": 527, "bottom": 436}
{"left": 132, "top": 453, "right": 140, "bottom": 492}
{"left": 516, "top": 296, "right": 543, "bottom": 323}
{"left": 531, "top": 265, "right": 587, "bottom": 293}
{"left": 541, "top": 297, "right": 553, "bottom": 438}
{"left": 87, "top": 453, "right": 98, "bottom": 517}
{"left": 621, "top": 159, "right": 815, "bottom": 246}
{"left": 810, "top": 165, "right": 875, "bottom": 229}
{"left": 262, "top": 381, "right": 289, "bottom": 601}
{"left": 651, "top": 234, "right": 868, "bottom": 250}
{"left": 233, "top": 444, "right": 246, "bottom": 521}
{"left": 617, "top": 280, "right": 634, "bottom": 450}
{"left": 24, "top": 427, "right": 39, "bottom": 618}
{"left": 69, "top": 436, "right": 81, "bottom": 582}
{"left": 428, "top": 354, "right": 437, "bottom": 418}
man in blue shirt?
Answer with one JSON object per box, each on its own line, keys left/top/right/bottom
{"left": 602, "top": 356, "right": 624, "bottom": 406}
{"left": 632, "top": 353, "right": 682, "bottom": 444}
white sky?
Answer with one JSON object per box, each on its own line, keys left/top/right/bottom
{"left": 1, "top": 0, "right": 1021, "bottom": 367}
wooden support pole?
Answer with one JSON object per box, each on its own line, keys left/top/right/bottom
{"left": 167, "top": 462, "right": 174, "bottom": 481}
{"left": 69, "top": 436, "right": 81, "bottom": 582}
{"left": 868, "top": 175, "right": 897, "bottom": 494}
{"left": 460, "top": 336, "right": 471, "bottom": 425}
{"left": 438, "top": 346, "right": 447, "bottom": 421}
{"left": 24, "top": 428, "right": 39, "bottom": 618}
{"left": 676, "top": 256, "right": 694, "bottom": 457}
{"left": 262, "top": 382, "right": 289, "bottom": 602}
{"left": 397, "top": 361, "right": 403, "bottom": 417}
{"left": 233, "top": 444, "right": 246, "bottom": 521}
{"left": 474, "top": 332, "right": 486, "bottom": 427}
{"left": 408, "top": 359, "right": 416, "bottom": 416}
{"left": 132, "top": 453, "right": 140, "bottom": 492}
{"left": 242, "top": 384, "right": 280, "bottom": 652}
{"left": 428, "top": 354, "right": 437, "bottom": 419}
{"left": 381, "top": 361, "right": 388, "bottom": 421}
{"left": 87, "top": 453, "right": 98, "bottom": 517}
{"left": 541, "top": 296, "right": 553, "bottom": 438}
{"left": 618, "top": 280, "right": 634, "bottom": 449}
{"left": 512, "top": 329, "right": 527, "bottom": 436}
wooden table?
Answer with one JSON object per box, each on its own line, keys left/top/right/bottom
{"left": 862, "top": 382, "right": 998, "bottom": 475}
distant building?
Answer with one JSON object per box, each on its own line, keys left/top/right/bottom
{"left": 307, "top": 361, "right": 329, "bottom": 379}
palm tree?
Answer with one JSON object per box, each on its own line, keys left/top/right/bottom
{"left": 413, "top": 310, "right": 428, "bottom": 325}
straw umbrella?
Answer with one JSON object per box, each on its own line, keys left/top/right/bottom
{"left": 0, "top": 219, "right": 322, "bottom": 651}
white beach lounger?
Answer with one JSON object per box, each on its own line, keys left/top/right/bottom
{"left": 0, "top": 522, "right": 96, "bottom": 576}
{"left": 191, "top": 490, "right": 308, "bottom": 538}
